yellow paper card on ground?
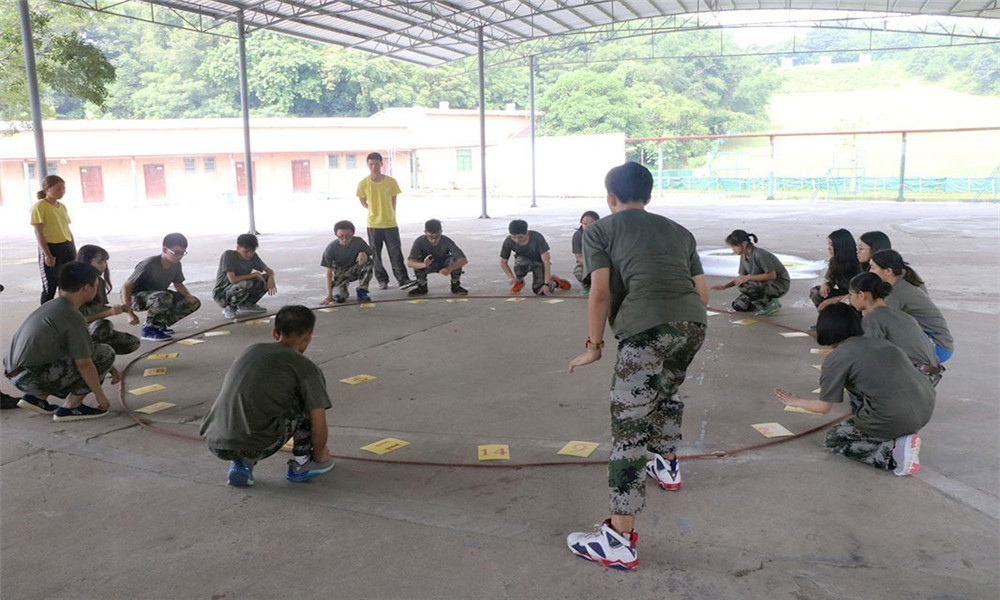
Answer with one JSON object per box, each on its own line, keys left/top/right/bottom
{"left": 243, "top": 318, "right": 271, "bottom": 325}
{"left": 317, "top": 307, "right": 338, "bottom": 313}
{"left": 407, "top": 299, "right": 428, "bottom": 304}
{"left": 784, "top": 405, "right": 823, "bottom": 415}
{"left": 129, "top": 384, "right": 166, "bottom": 396}
{"left": 557, "top": 441, "right": 599, "bottom": 458}
{"left": 361, "top": 437, "right": 411, "bottom": 455}
{"left": 176, "top": 339, "right": 204, "bottom": 345}
{"left": 143, "top": 367, "right": 167, "bottom": 377}
{"left": 779, "top": 332, "right": 810, "bottom": 338}
{"left": 360, "top": 303, "right": 376, "bottom": 309}
{"left": 706, "top": 310, "right": 722, "bottom": 316}
{"left": 146, "top": 353, "right": 178, "bottom": 360}
{"left": 752, "top": 422, "right": 795, "bottom": 438}
{"left": 204, "top": 330, "right": 231, "bottom": 337}
{"left": 732, "top": 319, "right": 757, "bottom": 325}
{"left": 505, "top": 297, "right": 526, "bottom": 302}
{"left": 445, "top": 298, "right": 469, "bottom": 303}
{"left": 541, "top": 298, "right": 564, "bottom": 304}
{"left": 280, "top": 437, "right": 294, "bottom": 452}
{"left": 135, "top": 401, "right": 175, "bottom": 414}
{"left": 812, "top": 387, "right": 822, "bottom": 394}
{"left": 810, "top": 348, "right": 832, "bottom": 355}
{"left": 340, "top": 374, "right": 377, "bottom": 385}
{"left": 478, "top": 444, "right": 510, "bottom": 460}
{"left": 812, "top": 364, "right": 823, "bottom": 370}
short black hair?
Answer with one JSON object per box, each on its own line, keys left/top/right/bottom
{"left": 58, "top": 261, "right": 101, "bottom": 293}
{"left": 334, "top": 220, "right": 355, "bottom": 234}
{"left": 366, "top": 152, "right": 383, "bottom": 162}
{"left": 162, "top": 232, "right": 188, "bottom": 249}
{"left": 508, "top": 219, "right": 528, "bottom": 235}
{"left": 849, "top": 272, "right": 893, "bottom": 300}
{"left": 816, "top": 303, "right": 863, "bottom": 346}
{"left": 274, "top": 305, "right": 316, "bottom": 337}
{"left": 604, "top": 161, "right": 653, "bottom": 204}
{"left": 424, "top": 219, "right": 442, "bottom": 234}
{"left": 236, "top": 233, "right": 259, "bottom": 250}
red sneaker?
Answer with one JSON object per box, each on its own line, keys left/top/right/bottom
{"left": 510, "top": 280, "right": 525, "bottom": 293}
{"left": 551, "top": 276, "right": 572, "bottom": 291}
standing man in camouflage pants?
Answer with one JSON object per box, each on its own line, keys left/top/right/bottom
{"left": 122, "top": 232, "right": 202, "bottom": 342}
{"left": 566, "top": 162, "right": 709, "bottom": 571}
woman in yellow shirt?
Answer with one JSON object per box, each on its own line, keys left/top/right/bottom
{"left": 31, "top": 175, "right": 76, "bottom": 304}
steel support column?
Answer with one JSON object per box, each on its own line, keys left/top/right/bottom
{"left": 897, "top": 132, "right": 907, "bottom": 202}
{"left": 18, "top": 0, "right": 47, "bottom": 181}
{"left": 529, "top": 55, "right": 537, "bottom": 209}
{"left": 478, "top": 27, "right": 489, "bottom": 219}
{"left": 237, "top": 10, "right": 258, "bottom": 233}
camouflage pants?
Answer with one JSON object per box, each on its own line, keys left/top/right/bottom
{"left": 209, "top": 409, "right": 313, "bottom": 463}
{"left": 609, "top": 321, "right": 707, "bottom": 515}
{"left": 332, "top": 262, "right": 374, "bottom": 295}
{"left": 90, "top": 319, "right": 141, "bottom": 355}
{"left": 573, "top": 262, "right": 591, "bottom": 289}
{"left": 214, "top": 277, "right": 267, "bottom": 309}
{"left": 8, "top": 343, "right": 115, "bottom": 398}
{"left": 131, "top": 290, "right": 201, "bottom": 328}
{"left": 733, "top": 281, "right": 785, "bottom": 312}
{"left": 414, "top": 257, "right": 462, "bottom": 285}
{"left": 824, "top": 418, "right": 895, "bottom": 471}
{"left": 512, "top": 256, "right": 548, "bottom": 294}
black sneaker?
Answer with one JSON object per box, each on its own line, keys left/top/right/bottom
{"left": 408, "top": 285, "right": 429, "bottom": 296}
{"left": 1, "top": 392, "right": 22, "bottom": 410}
{"left": 451, "top": 284, "right": 469, "bottom": 296}
{"left": 17, "top": 394, "right": 57, "bottom": 415}
{"left": 52, "top": 405, "right": 108, "bottom": 422}
{"left": 399, "top": 279, "right": 418, "bottom": 289}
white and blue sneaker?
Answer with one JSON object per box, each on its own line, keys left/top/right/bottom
{"left": 566, "top": 519, "right": 638, "bottom": 570}
{"left": 227, "top": 460, "right": 254, "bottom": 487}
{"left": 286, "top": 458, "right": 335, "bottom": 482}
{"left": 646, "top": 453, "right": 681, "bottom": 490}
{"left": 892, "top": 433, "right": 921, "bottom": 476}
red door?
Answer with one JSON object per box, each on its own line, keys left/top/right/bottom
{"left": 292, "top": 159, "right": 311, "bottom": 193}
{"left": 143, "top": 164, "right": 166, "bottom": 201}
{"left": 235, "top": 161, "right": 257, "bottom": 197}
{"left": 79, "top": 166, "right": 105, "bottom": 203}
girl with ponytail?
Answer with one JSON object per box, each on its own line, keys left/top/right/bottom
{"left": 711, "top": 230, "right": 789, "bottom": 316}
{"left": 31, "top": 175, "right": 76, "bottom": 304}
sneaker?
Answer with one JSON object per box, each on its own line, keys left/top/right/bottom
{"left": 754, "top": 298, "right": 782, "bottom": 317}
{"left": 222, "top": 306, "right": 238, "bottom": 319}
{"left": 408, "top": 285, "right": 429, "bottom": 296}
{"left": 141, "top": 325, "right": 173, "bottom": 341}
{"left": 892, "top": 433, "right": 921, "bottom": 476}
{"left": 286, "top": 458, "right": 335, "bottom": 482}
{"left": 52, "top": 405, "right": 108, "bottom": 422}
{"left": 399, "top": 279, "right": 418, "bottom": 289}
{"left": 450, "top": 284, "right": 468, "bottom": 296}
{"left": 236, "top": 304, "right": 267, "bottom": 316}
{"left": 332, "top": 294, "right": 346, "bottom": 304}
{"left": 356, "top": 289, "right": 371, "bottom": 302}
{"left": 227, "top": 460, "right": 255, "bottom": 487}
{"left": 551, "top": 276, "right": 572, "bottom": 291}
{"left": 566, "top": 519, "right": 639, "bottom": 571}
{"left": 646, "top": 454, "right": 681, "bottom": 490}
{"left": 580, "top": 287, "right": 590, "bottom": 296}
{"left": 17, "top": 394, "right": 57, "bottom": 415}
{"left": 378, "top": 281, "right": 389, "bottom": 290}
{"left": 510, "top": 280, "right": 526, "bottom": 294}
{"left": 1, "top": 392, "right": 22, "bottom": 410}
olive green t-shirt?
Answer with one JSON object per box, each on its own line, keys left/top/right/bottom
{"left": 199, "top": 343, "right": 332, "bottom": 453}
{"left": 819, "top": 336, "right": 935, "bottom": 440}
{"left": 884, "top": 279, "right": 953, "bottom": 353}
{"left": 4, "top": 297, "right": 93, "bottom": 371}
{"left": 862, "top": 306, "right": 938, "bottom": 368}
{"left": 582, "top": 209, "right": 706, "bottom": 340}
{"left": 739, "top": 247, "right": 790, "bottom": 294}
{"left": 126, "top": 255, "right": 184, "bottom": 293}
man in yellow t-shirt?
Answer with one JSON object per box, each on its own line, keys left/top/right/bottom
{"left": 357, "top": 152, "right": 415, "bottom": 289}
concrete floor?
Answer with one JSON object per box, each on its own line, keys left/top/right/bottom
{"left": 1, "top": 195, "right": 997, "bottom": 599}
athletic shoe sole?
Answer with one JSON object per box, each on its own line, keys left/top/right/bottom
{"left": 52, "top": 410, "right": 108, "bottom": 422}
{"left": 17, "top": 398, "right": 56, "bottom": 415}
{"left": 286, "top": 462, "right": 335, "bottom": 482}
{"left": 399, "top": 280, "right": 418, "bottom": 289}
{"left": 894, "top": 434, "right": 921, "bottom": 476}
{"left": 646, "top": 460, "right": 681, "bottom": 490}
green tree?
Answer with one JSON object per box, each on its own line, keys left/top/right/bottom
{"left": 537, "top": 70, "right": 644, "bottom": 135}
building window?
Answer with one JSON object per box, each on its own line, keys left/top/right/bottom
{"left": 204, "top": 156, "right": 216, "bottom": 172}
{"left": 456, "top": 149, "right": 472, "bottom": 171}
{"left": 183, "top": 158, "right": 196, "bottom": 173}
{"left": 26, "top": 163, "right": 36, "bottom": 179}
{"left": 327, "top": 153, "right": 339, "bottom": 168}
{"left": 346, "top": 154, "right": 356, "bottom": 169}
{"left": 47, "top": 162, "right": 58, "bottom": 175}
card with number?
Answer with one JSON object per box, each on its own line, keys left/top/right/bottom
{"left": 143, "top": 367, "right": 167, "bottom": 377}
{"left": 360, "top": 303, "right": 376, "bottom": 309}
{"left": 505, "top": 297, "right": 526, "bottom": 302}
{"left": 557, "top": 441, "right": 599, "bottom": 458}
{"left": 317, "top": 307, "right": 338, "bottom": 313}
{"left": 243, "top": 319, "right": 271, "bottom": 325}
{"left": 478, "top": 444, "right": 510, "bottom": 460}
{"left": 541, "top": 298, "right": 563, "bottom": 304}
{"left": 280, "top": 437, "right": 294, "bottom": 452}
{"left": 779, "top": 332, "right": 810, "bottom": 338}
{"left": 176, "top": 339, "right": 204, "bottom": 345}
{"left": 407, "top": 299, "right": 428, "bottom": 304}
{"left": 135, "top": 401, "right": 175, "bottom": 414}
{"left": 204, "top": 330, "right": 230, "bottom": 337}
{"left": 361, "top": 437, "right": 411, "bottom": 455}
{"left": 784, "top": 405, "right": 823, "bottom": 415}
{"left": 445, "top": 298, "right": 469, "bottom": 303}
{"left": 146, "top": 353, "right": 178, "bottom": 360}
{"left": 340, "top": 374, "right": 377, "bottom": 385}
{"left": 810, "top": 348, "right": 832, "bottom": 355}
{"left": 129, "top": 383, "right": 166, "bottom": 396}
{"left": 812, "top": 364, "right": 823, "bottom": 370}
{"left": 732, "top": 318, "right": 757, "bottom": 325}
{"left": 752, "top": 422, "right": 794, "bottom": 438}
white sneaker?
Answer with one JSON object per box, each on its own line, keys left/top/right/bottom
{"left": 566, "top": 519, "right": 638, "bottom": 570}
{"left": 222, "top": 306, "right": 237, "bottom": 319}
{"left": 646, "top": 453, "right": 681, "bottom": 490}
{"left": 893, "top": 433, "right": 921, "bottom": 476}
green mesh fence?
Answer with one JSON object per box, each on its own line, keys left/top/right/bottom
{"left": 651, "top": 175, "right": 999, "bottom": 198}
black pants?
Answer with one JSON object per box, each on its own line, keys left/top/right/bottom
{"left": 39, "top": 241, "right": 76, "bottom": 304}
{"left": 367, "top": 227, "right": 410, "bottom": 285}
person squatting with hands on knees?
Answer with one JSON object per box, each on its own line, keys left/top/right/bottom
{"left": 405, "top": 219, "right": 470, "bottom": 297}
{"left": 213, "top": 233, "right": 277, "bottom": 319}
{"left": 710, "top": 229, "right": 789, "bottom": 317}
{"left": 320, "top": 220, "right": 374, "bottom": 305}
{"left": 566, "top": 161, "right": 709, "bottom": 571}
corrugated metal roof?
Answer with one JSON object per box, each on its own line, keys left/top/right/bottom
{"left": 59, "top": 0, "right": 1000, "bottom": 66}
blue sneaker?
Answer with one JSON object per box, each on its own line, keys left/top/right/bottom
{"left": 17, "top": 394, "right": 57, "bottom": 415}
{"left": 356, "top": 289, "right": 371, "bottom": 303}
{"left": 141, "top": 325, "right": 173, "bottom": 341}
{"left": 286, "top": 458, "right": 335, "bottom": 482}
{"left": 227, "top": 460, "right": 255, "bottom": 487}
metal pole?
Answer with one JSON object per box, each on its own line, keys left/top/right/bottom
{"left": 18, "top": 0, "right": 47, "bottom": 181}
{"left": 237, "top": 10, "right": 258, "bottom": 233}
{"left": 657, "top": 140, "right": 663, "bottom": 194}
{"left": 767, "top": 135, "right": 776, "bottom": 200}
{"left": 477, "top": 27, "right": 489, "bottom": 219}
{"left": 897, "top": 132, "right": 907, "bottom": 202}
{"left": 529, "top": 55, "right": 537, "bottom": 209}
